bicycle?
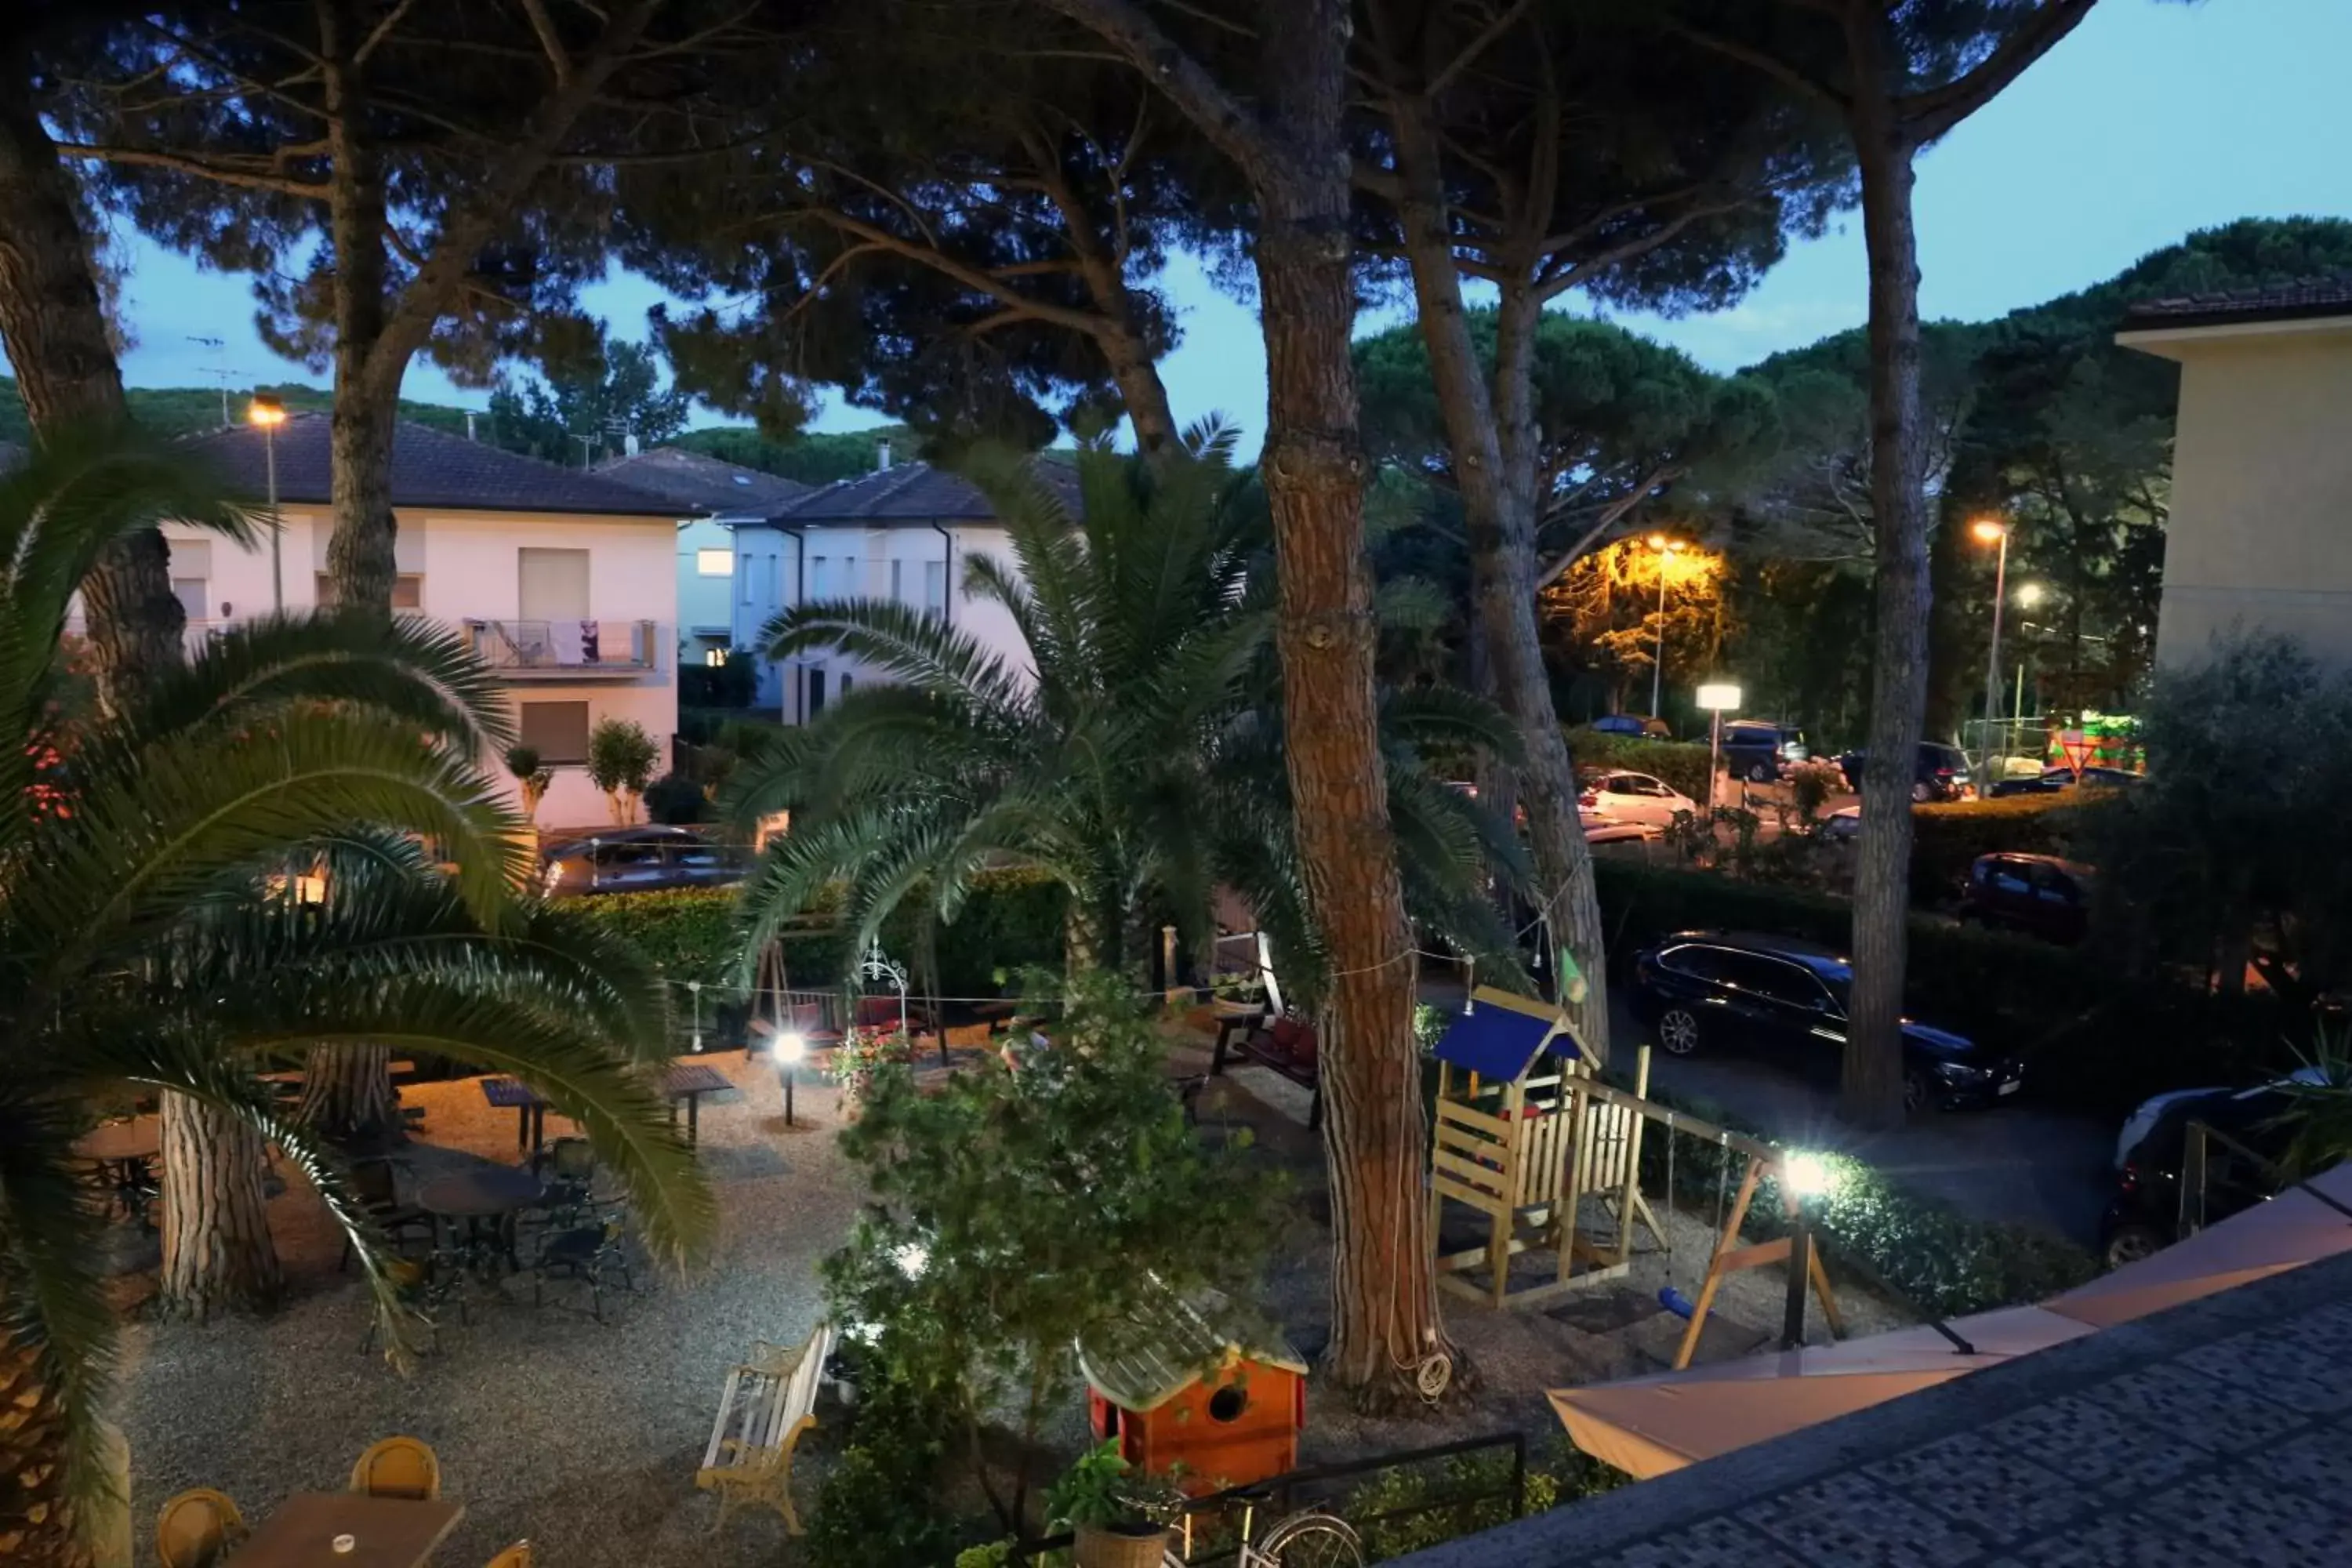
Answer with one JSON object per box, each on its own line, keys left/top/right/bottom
{"left": 1164, "top": 1487, "right": 1363, "bottom": 1568}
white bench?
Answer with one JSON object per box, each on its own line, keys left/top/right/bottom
{"left": 695, "top": 1322, "right": 836, "bottom": 1535}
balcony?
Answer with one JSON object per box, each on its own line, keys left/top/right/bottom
{"left": 463, "top": 619, "right": 663, "bottom": 679}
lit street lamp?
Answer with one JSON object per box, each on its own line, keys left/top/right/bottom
{"left": 1646, "top": 533, "right": 1687, "bottom": 720}
{"left": 1697, "top": 681, "right": 1741, "bottom": 812}
{"left": 1971, "top": 518, "right": 2010, "bottom": 784}
{"left": 248, "top": 394, "right": 288, "bottom": 612}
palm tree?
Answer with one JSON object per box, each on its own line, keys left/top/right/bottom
{"left": 724, "top": 426, "right": 1525, "bottom": 990}
{"left": 0, "top": 429, "right": 717, "bottom": 1568}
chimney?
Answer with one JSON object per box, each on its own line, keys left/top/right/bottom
{"left": 875, "top": 437, "right": 891, "bottom": 472}
{"left": 465, "top": 411, "right": 478, "bottom": 442}
{"left": 625, "top": 432, "right": 641, "bottom": 456}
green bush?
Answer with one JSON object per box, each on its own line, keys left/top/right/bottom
{"left": 895, "top": 868, "right": 1070, "bottom": 996}
{"left": 641, "top": 771, "right": 706, "bottom": 824}
{"left": 1343, "top": 1442, "right": 1624, "bottom": 1562}
{"left": 802, "top": 1368, "right": 970, "bottom": 1568}
{"left": 1565, "top": 729, "right": 1715, "bottom": 800}
{"left": 1626, "top": 1080, "right": 2097, "bottom": 1318}
{"left": 1908, "top": 794, "right": 2098, "bottom": 898}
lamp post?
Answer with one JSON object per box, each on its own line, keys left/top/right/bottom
{"left": 1646, "top": 533, "right": 1686, "bottom": 720}
{"left": 1971, "top": 518, "right": 2009, "bottom": 786}
{"left": 248, "top": 394, "right": 288, "bottom": 612}
{"left": 1697, "top": 682, "right": 1742, "bottom": 813}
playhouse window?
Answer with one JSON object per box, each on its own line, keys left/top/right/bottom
{"left": 1207, "top": 1385, "right": 1249, "bottom": 1424}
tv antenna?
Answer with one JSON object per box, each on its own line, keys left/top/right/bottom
{"left": 187, "top": 336, "right": 242, "bottom": 426}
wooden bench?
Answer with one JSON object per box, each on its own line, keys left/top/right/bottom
{"left": 1210, "top": 1011, "right": 1324, "bottom": 1131}
{"left": 695, "top": 1322, "right": 836, "bottom": 1535}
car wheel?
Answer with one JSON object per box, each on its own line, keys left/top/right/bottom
{"left": 1910, "top": 780, "right": 1934, "bottom": 804}
{"left": 2103, "top": 1222, "right": 2165, "bottom": 1269}
{"left": 1747, "top": 761, "right": 1775, "bottom": 784}
{"left": 1903, "top": 1068, "right": 1936, "bottom": 1116}
{"left": 1657, "top": 1007, "right": 1703, "bottom": 1058}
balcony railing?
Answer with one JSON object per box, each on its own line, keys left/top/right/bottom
{"left": 463, "top": 619, "right": 662, "bottom": 677}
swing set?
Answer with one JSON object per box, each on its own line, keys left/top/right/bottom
{"left": 1427, "top": 989, "right": 1844, "bottom": 1366}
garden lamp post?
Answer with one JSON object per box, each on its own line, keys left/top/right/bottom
{"left": 1780, "top": 1151, "right": 1838, "bottom": 1349}
{"left": 1646, "top": 534, "right": 1686, "bottom": 720}
{"left": 1972, "top": 519, "right": 2010, "bottom": 785}
{"left": 248, "top": 394, "right": 288, "bottom": 612}
{"left": 1697, "top": 682, "right": 1742, "bottom": 814}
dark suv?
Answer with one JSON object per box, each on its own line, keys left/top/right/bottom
{"left": 1959, "top": 854, "right": 2094, "bottom": 944}
{"left": 1837, "top": 742, "right": 1972, "bottom": 803}
{"left": 1628, "top": 931, "right": 2024, "bottom": 1114}
{"left": 540, "top": 826, "right": 750, "bottom": 896}
{"left": 2101, "top": 1079, "right": 2299, "bottom": 1268}
{"left": 1720, "top": 722, "right": 1808, "bottom": 784}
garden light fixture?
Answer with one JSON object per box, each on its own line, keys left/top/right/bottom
{"left": 1781, "top": 1149, "right": 1838, "bottom": 1200}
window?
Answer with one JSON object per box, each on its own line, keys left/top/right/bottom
{"left": 518, "top": 700, "right": 590, "bottom": 765}
{"left": 313, "top": 572, "right": 423, "bottom": 608}
{"left": 740, "top": 556, "right": 756, "bottom": 605}
{"left": 809, "top": 556, "right": 827, "bottom": 598}
{"left": 1661, "top": 945, "right": 1727, "bottom": 982}
{"left": 172, "top": 578, "right": 209, "bottom": 622}
{"left": 840, "top": 673, "right": 853, "bottom": 695}
{"left": 1717, "top": 953, "right": 1829, "bottom": 1010}
{"left": 518, "top": 547, "right": 590, "bottom": 621}
{"left": 807, "top": 667, "right": 826, "bottom": 718}
{"left": 843, "top": 555, "right": 858, "bottom": 597}
{"left": 695, "top": 547, "right": 733, "bottom": 577}
{"left": 890, "top": 559, "right": 903, "bottom": 602}
{"left": 702, "top": 647, "right": 729, "bottom": 668}
{"left": 924, "top": 560, "right": 946, "bottom": 613}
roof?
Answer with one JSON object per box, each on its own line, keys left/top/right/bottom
{"left": 182, "top": 414, "right": 678, "bottom": 517}
{"left": 590, "top": 446, "right": 812, "bottom": 516}
{"left": 766, "top": 457, "right": 1082, "bottom": 527}
{"left": 1078, "top": 1283, "right": 1307, "bottom": 1414}
{"left": 1430, "top": 987, "right": 1582, "bottom": 1080}
{"left": 2120, "top": 273, "right": 2352, "bottom": 332}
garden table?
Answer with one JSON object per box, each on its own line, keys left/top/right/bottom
{"left": 477, "top": 1077, "right": 550, "bottom": 1156}
{"left": 74, "top": 1117, "right": 161, "bottom": 1225}
{"left": 662, "top": 1062, "right": 733, "bottom": 1147}
{"left": 230, "top": 1492, "right": 462, "bottom": 1568}
{"left": 416, "top": 1164, "right": 546, "bottom": 1273}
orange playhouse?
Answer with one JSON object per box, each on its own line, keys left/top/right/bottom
{"left": 1079, "top": 1285, "right": 1308, "bottom": 1491}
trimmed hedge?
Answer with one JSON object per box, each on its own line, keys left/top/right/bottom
{"left": 1565, "top": 729, "right": 1715, "bottom": 801}
{"left": 1908, "top": 793, "right": 2095, "bottom": 898}
{"left": 1592, "top": 859, "right": 2293, "bottom": 1117}
{"left": 1626, "top": 1079, "right": 2098, "bottom": 1318}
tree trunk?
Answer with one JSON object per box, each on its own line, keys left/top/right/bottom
{"left": 1099, "top": 327, "right": 1181, "bottom": 459}
{"left": 156, "top": 1095, "right": 283, "bottom": 1319}
{"left": 0, "top": 1316, "right": 86, "bottom": 1568}
{"left": 1388, "top": 98, "right": 1610, "bottom": 1045}
{"left": 1842, "top": 92, "right": 1928, "bottom": 1131}
{"left": 0, "top": 77, "right": 182, "bottom": 714}
{"left": 1254, "top": 0, "right": 1450, "bottom": 1406}
{"left": 296, "top": 1045, "right": 402, "bottom": 1153}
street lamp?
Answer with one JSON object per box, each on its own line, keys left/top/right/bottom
{"left": 1646, "top": 534, "right": 1687, "bottom": 720}
{"left": 1697, "top": 681, "right": 1741, "bottom": 812}
{"left": 1971, "top": 518, "right": 2010, "bottom": 785}
{"left": 248, "top": 394, "right": 288, "bottom": 612}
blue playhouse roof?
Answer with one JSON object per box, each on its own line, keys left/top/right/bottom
{"left": 1430, "top": 989, "right": 1583, "bottom": 1080}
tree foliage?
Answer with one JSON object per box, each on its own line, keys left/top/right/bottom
{"left": 673, "top": 424, "right": 911, "bottom": 488}
{"left": 488, "top": 339, "right": 689, "bottom": 467}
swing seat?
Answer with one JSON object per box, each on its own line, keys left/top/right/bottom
{"left": 1658, "top": 1285, "right": 1697, "bottom": 1319}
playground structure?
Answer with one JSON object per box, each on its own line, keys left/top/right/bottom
{"left": 1427, "top": 988, "right": 1843, "bottom": 1363}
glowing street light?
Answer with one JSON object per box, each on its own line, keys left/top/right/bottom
{"left": 2016, "top": 581, "right": 2045, "bottom": 609}
{"left": 752, "top": 1016, "right": 811, "bottom": 1124}
{"left": 1780, "top": 1147, "right": 1839, "bottom": 1349}
{"left": 1697, "top": 682, "right": 1742, "bottom": 812}
{"left": 248, "top": 394, "right": 289, "bottom": 612}
{"left": 1780, "top": 1149, "right": 1838, "bottom": 1200}
{"left": 1972, "top": 518, "right": 2011, "bottom": 784}
{"left": 1646, "top": 535, "right": 1689, "bottom": 720}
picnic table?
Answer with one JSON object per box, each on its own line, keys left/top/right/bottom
{"left": 478, "top": 1077, "right": 550, "bottom": 1156}
{"left": 663, "top": 1062, "right": 732, "bottom": 1147}
{"left": 416, "top": 1164, "right": 546, "bottom": 1272}
{"left": 230, "top": 1492, "right": 463, "bottom": 1568}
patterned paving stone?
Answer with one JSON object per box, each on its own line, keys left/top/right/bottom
{"left": 2078, "top": 1360, "right": 2308, "bottom": 1451}
{"left": 1585, "top": 1514, "right": 1808, "bottom": 1568}
{"left": 2176, "top": 1320, "right": 2352, "bottom": 1414}
{"left": 1976, "top": 1393, "right": 2201, "bottom": 1495}
{"left": 2145, "top": 1466, "right": 2352, "bottom": 1566}
{"left": 1863, "top": 1431, "right": 2097, "bottom": 1544}
{"left": 1999, "top": 1515, "right": 2202, "bottom": 1568}
{"left": 2241, "top": 1419, "right": 2352, "bottom": 1501}
{"left": 1750, "top": 1471, "right": 1994, "bottom": 1568}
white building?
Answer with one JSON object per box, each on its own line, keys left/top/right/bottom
{"left": 730, "top": 454, "right": 1065, "bottom": 721}
{"left": 176, "top": 415, "right": 681, "bottom": 829}
{"left": 2118, "top": 278, "right": 2352, "bottom": 669}
{"left": 592, "top": 445, "right": 811, "bottom": 669}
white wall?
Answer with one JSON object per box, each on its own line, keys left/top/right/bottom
{"left": 730, "top": 521, "right": 1032, "bottom": 722}
{"left": 677, "top": 517, "right": 738, "bottom": 657}
{"left": 159, "top": 506, "right": 677, "bottom": 830}
{"left": 2125, "top": 321, "right": 2352, "bottom": 670}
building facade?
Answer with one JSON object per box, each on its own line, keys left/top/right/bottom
{"left": 593, "top": 445, "right": 811, "bottom": 670}
{"left": 730, "top": 458, "right": 1048, "bottom": 721}
{"left": 2118, "top": 278, "right": 2352, "bottom": 669}
{"left": 176, "top": 416, "right": 681, "bottom": 829}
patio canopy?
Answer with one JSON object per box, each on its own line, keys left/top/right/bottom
{"left": 1429, "top": 987, "right": 1582, "bottom": 1081}
{"left": 1551, "top": 1162, "right": 2352, "bottom": 1479}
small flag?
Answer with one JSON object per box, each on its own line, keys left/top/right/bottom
{"left": 1559, "top": 945, "right": 1589, "bottom": 1007}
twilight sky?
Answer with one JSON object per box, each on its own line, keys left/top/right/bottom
{"left": 110, "top": 0, "right": 2352, "bottom": 453}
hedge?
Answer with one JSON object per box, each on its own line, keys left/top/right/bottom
{"left": 1625, "top": 1078, "right": 2098, "bottom": 1318}
{"left": 1565, "top": 729, "right": 1715, "bottom": 801}
{"left": 1592, "top": 859, "right": 2293, "bottom": 1118}
{"left": 1908, "top": 793, "right": 2098, "bottom": 898}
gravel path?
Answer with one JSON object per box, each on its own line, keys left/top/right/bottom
{"left": 113, "top": 1058, "right": 860, "bottom": 1568}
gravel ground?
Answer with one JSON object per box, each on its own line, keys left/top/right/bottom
{"left": 114, "top": 1057, "right": 861, "bottom": 1568}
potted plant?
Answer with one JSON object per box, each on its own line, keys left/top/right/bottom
{"left": 1050, "top": 1440, "right": 1181, "bottom": 1568}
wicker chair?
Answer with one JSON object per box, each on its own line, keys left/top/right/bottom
{"left": 155, "top": 1488, "right": 245, "bottom": 1568}
{"left": 350, "top": 1434, "right": 443, "bottom": 1501}
{"left": 484, "top": 1541, "right": 533, "bottom": 1568}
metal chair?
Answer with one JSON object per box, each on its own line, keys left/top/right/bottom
{"left": 339, "top": 1156, "right": 434, "bottom": 1272}
{"left": 531, "top": 1214, "right": 633, "bottom": 1321}
{"left": 535, "top": 1137, "right": 598, "bottom": 1222}
{"left": 155, "top": 1488, "right": 245, "bottom": 1568}
{"left": 350, "top": 1434, "right": 442, "bottom": 1501}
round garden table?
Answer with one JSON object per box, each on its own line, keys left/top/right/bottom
{"left": 416, "top": 1163, "right": 546, "bottom": 1273}
{"left": 74, "top": 1117, "right": 162, "bottom": 1225}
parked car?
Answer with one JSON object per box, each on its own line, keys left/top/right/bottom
{"left": 1958, "top": 853, "right": 2095, "bottom": 944}
{"left": 2100, "top": 1074, "right": 2311, "bottom": 1267}
{"left": 1628, "top": 930, "right": 2024, "bottom": 1114}
{"left": 1578, "top": 770, "right": 1699, "bottom": 827}
{"left": 1581, "top": 807, "right": 1654, "bottom": 844}
{"left": 1821, "top": 805, "right": 1861, "bottom": 843}
{"left": 540, "top": 826, "right": 750, "bottom": 896}
{"left": 1719, "top": 722, "right": 1809, "bottom": 784}
{"left": 1589, "top": 714, "right": 1673, "bottom": 739}
{"left": 1836, "top": 742, "right": 1972, "bottom": 803}
{"left": 1986, "top": 764, "right": 2143, "bottom": 798}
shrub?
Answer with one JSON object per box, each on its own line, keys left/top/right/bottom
{"left": 586, "top": 717, "right": 659, "bottom": 823}
{"left": 642, "top": 770, "right": 706, "bottom": 824}
{"left": 1565, "top": 728, "right": 1714, "bottom": 800}
{"left": 802, "top": 1367, "right": 969, "bottom": 1568}
{"left": 1343, "top": 1441, "right": 1624, "bottom": 1562}
{"left": 1908, "top": 793, "right": 2092, "bottom": 899}
{"left": 902, "top": 868, "right": 1069, "bottom": 995}
{"left": 1625, "top": 1080, "right": 2097, "bottom": 1318}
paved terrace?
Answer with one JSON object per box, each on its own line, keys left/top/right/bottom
{"left": 1399, "top": 1247, "right": 2352, "bottom": 1566}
